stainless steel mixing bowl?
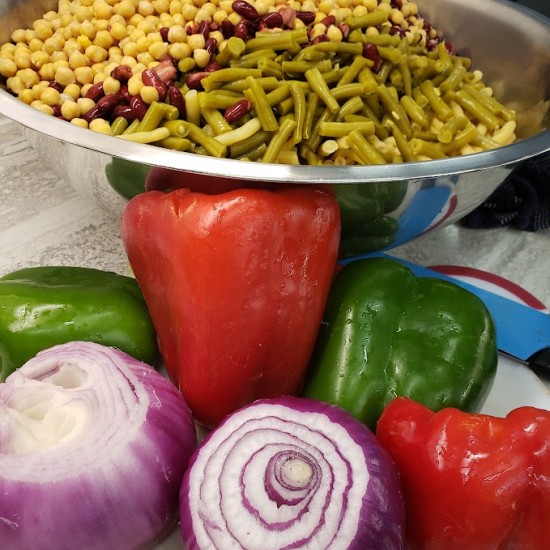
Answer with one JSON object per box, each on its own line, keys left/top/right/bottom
{"left": 1, "top": 0, "right": 549, "bottom": 253}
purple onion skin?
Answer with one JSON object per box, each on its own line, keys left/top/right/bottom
{"left": 179, "top": 396, "right": 405, "bottom": 550}
{"left": 0, "top": 342, "right": 197, "bottom": 550}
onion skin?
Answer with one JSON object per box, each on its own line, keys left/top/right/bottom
{"left": 0, "top": 341, "right": 197, "bottom": 550}
{"left": 179, "top": 396, "right": 405, "bottom": 550}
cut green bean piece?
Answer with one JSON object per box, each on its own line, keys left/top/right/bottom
{"left": 111, "top": 116, "right": 128, "bottom": 136}
{"left": 282, "top": 59, "right": 332, "bottom": 74}
{"left": 377, "top": 84, "right": 411, "bottom": 136}
{"left": 229, "top": 129, "right": 272, "bottom": 158}
{"left": 236, "top": 142, "right": 268, "bottom": 161}
{"left": 410, "top": 138, "right": 446, "bottom": 158}
{"left": 265, "top": 83, "right": 291, "bottom": 108}
{"left": 303, "top": 92, "right": 319, "bottom": 140}
{"left": 442, "top": 123, "right": 479, "bottom": 153}
{"left": 215, "top": 36, "right": 246, "bottom": 66}
{"left": 201, "top": 106, "right": 232, "bottom": 135}
{"left": 181, "top": 121, "right": 227, "bottom": 157}
{"left": 163, "top": 119, "right": 189, "bottom": 137}
{"left": 230, "top": 48, "right": 277, "bottom": 68}
{"left": 262, "top": 118, "right": 297, "bottom": 163}
{"left": 462, "top": 84, "right": 516, "bottom": 122}
{"left": 245, "top": 29, "right": 308, "bottom": 52}
{"left": 331, "top": 83, "right": 368, "bottom": 101}
{"left": 136, "top": 101, "right": 166, "bottom": 132}
{"left": 319, "top": 120, "right": 375, "bottom": 138}
{"left": 418, "top": 79, "right": 454, "bottom": 121}
{"left": 201, "top": 68, "right": 262, "bottom": 92}
{"left": 117, "top": 127, "right": 170, "bottom": 143}
{"left": 347, "top": 130, "right": 386, "bottom": 164}
{"left": 437, "top": 115, "right": 468, "bottom": 144}
{"left": 215, "top": 117, "right": 262, "bottom": 146}
{"left": 223, "top": 76, "right": 279, "bottom": 93}
{"left": 259, "top": 58, "right": 284, "bottom": 79}
{"left": 157, "top": 136, "right": 192, "bottom": 151}
{"left": 289, "top": 81, "right": 306, "bottom": 143}
{"left": 301, "top": 41, "right": 363, "bottom": 57}
{"left": 389, "top": 122, "right": 416, "bottom": 162}
{"left": 358, "top": 68, "right": 379, "bottom": 93}
{"left": 337, "top": 56, "right": 372, "bottom": 87}
{"left": 449, "top": 89, "right": 501, "bottom": 130}
{"left": 121, "top": 118, "right": 140, "bottom": 134}
{"left": 245, "top": 76, "right": 279, "bottom": 131}
{"left": 345, "top": 10, "right": 389, "bottom": 30}
{"left": 337, "top": 95, "right": 365, "bottom": 121}
{"left": 400, "top": 95, "right": 428, "bottom": 127}
{"left": 305, "top": 68, "right": 339, "bottom": 113}
{"left": 199, "top": 92, "right": 244, "bottom": 110}
{"left": 439, "top": 60, "right": 467, "bottom": 93}
{"left": 361, "top": 103, "right": 388, "bottom": 140}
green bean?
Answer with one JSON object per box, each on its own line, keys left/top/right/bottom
{"left": 411, "top": 129, "right": 439, "bottom": 141}
{"left": 377, "top": 84, "right": 411, "bottom": 136}
{"left": 319, "top": 120, "right": 375, "bottom": 138}
{"left": 448, "top": 89, "right": 502, "bottom": 130}
{"left": 442, "top": 123, "right": 479, "bottom": 153}
{"left": 400, "top": 95, "right": 428, "bottom": 127}
{"left": 439, "top": 59, "right": 467, "bottom": 93}
{"left": 223, "top": 76, "right": 279, "bottom": 93}
{"left": 462, "top": 84, "right": 516, "bottom": 122}
{"left": 163, "top": 119, "right": 189, "bottom": 137}
{"left": 201, "top": 106, "right": 232, "bottom": 135}
{"left": 375, "top": 61, "right": 394, "bottom": 85}
{"left": 305, "top": 67, "right": 340, "bottom": 113}
{"left": 181, "top": 121, "right": 227, "bottom": 158}
{"left": 236, "top": 142, "right": 268, "bottom": 161}
{"left": 136, "top": 101, "right": 166, "bottom": 132}
{"left": 231, "top": 48, "right": 277, "bottom": 68}
{"left": 437, "top": 115, "right": 468, "bottom": 144}
{"left": 262, "top": 118, "right": 297, "bottom": 163}
{"left": 337, "top": 56, "right": 372, "bottom": 86}
{"left": 245, "top": 29, "right": 308, "bottom": 52}
{"left": 274, "top": 96, "right": 294, "bottom": 115}
{"left": 345, "top": 10, "right": 389, "bottom": 30}
{"left": 412, "top": 86, "right": 429, "bottom": 108}
{"left": 229, "top": 129, "right": 272, "bottom": 158}
{"left": 410, "top": 138, "right": 446, "bottom": 158}
{"left": 321, "top": 67, "right": 348, "bottom": 85}
{"left": 201, "top": 68, "right": 262, "bottom": 92}
{"left": 418, "top": 79, "right": 454, "bottom": 121}
{"left": 389, "top": 68, "right": 403, "bottom": 91}
{"left": 356, "top": 34, "right": 401, "bottom": 47}
{"left": 198, "top": 92, "right": 244, "bottom": 110}
{"left": 276, "top": 149, "right": 301, "bottom": 164}
{"left": 110, "top": 116, "right": 128, "bottom": 136}
{"left": 360, "top": 104, "right": 389, "bottom": 140}
{"left": 214, "top": 117, "right": 262, "bottom": 146}
{"left": 177, "top": 57, "right": 196, "bottom": 73}
{"left": 389, "top": 122, "right": 416, "bottom": 162}
{"left": 244, "top": 76, "right": 279, "bottom": 131}
{"left": 397, "top": 56, "right": 412, "bottom": 97}
{"left": 121, "top": 118, "right": 140, "bottom": 135}
{"left": 408, "top": 55, "right": 431, "bottom": 71}
{"left": 364, "top": 92, "right": 382, "bottom": 120}
{"left": 471, "top": 133, "right": 502, "bottom": 150}
{"left": 282, "top": 59, "right": 332, "bottom": 74}
{"left": 300, "top": 41, "right": 363, "bottom": 57}
{"left": 117, "top": 127, "right": 170, "bottom": 143}
{"left": 265, "top": 83, "right": 291, "bottom": 107}
{"left": 347, "top": 130, "right": 386, "bottom": 164}
{"left": 258, "top": 58, "right": 284, "bottom": 79}
{"left": 215, "top": 36, "right": 246, "bottom": 66}
{"left": 305, "top": 108, "right": 334, "bottom": 152}
{"left": 357, "top": 68, "right": 379, "bottom": 93}
{"left": 337, "top": 95, "right": 364, "bottom": 121}
{"left": 303, "top": 92, "right": 319, "bottom": 140}
{"left": 157, "top": 136, "right": 192, "bottom": 151}
{"left": 289, "top": 81, "right": 307, "bottom": 143}
{"left": 299, "top": 144, "right": 323, "bottom": 165}
{"left": 377, "top": 46, "right": 403, "bottom": 65}
{"left": 331, "top": 83, "right": 368, "bottom": 101}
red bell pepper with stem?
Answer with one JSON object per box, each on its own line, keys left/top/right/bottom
{"left": 376, "top": 397, "right": 550, "bottom": 550}
{"left": 121, "top": 184, "right": 340, "bottom": 428}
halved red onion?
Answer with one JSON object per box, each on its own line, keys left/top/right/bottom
{"left": 179, "top": 396, "right": 405, "bottom": 549}
{"left": 0, "top": 341, "right": 197, "bottom": 550}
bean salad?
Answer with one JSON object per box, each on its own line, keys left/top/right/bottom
{"left": 0, "top": 0, "right": 518, "bottom": 165}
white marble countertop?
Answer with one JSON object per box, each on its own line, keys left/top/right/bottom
{"left": 2, "top": 113, "right": 549, "bottom": 306}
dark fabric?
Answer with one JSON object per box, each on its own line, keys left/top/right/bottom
{"left": 461, "top": 152, "right": 550, "bottom": 232}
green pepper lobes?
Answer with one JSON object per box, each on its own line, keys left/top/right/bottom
{"left": 0, "top": 266, "right": 159, "bottom": 381}
{"left": 304, "top": 257, "right": 498, "bottom": 430}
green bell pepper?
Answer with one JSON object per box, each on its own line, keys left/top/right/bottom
{"left": 304, "top": 257, "right": 498, "bottom": 430}
{"left": 0, "top": 266, "right": 159, "bottom": 381}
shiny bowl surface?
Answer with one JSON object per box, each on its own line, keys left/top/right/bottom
{"left": 1, "top": 0, "right": 549, "bottom": 253}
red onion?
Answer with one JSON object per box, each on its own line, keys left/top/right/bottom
{"left": 179, "top": 397, "right": 405, "bottom": 549}
{"left": 0, "top": 341, "right": 197, "bottom": 550}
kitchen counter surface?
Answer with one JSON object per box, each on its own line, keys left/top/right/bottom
{"left": 2, "top": 113, "right": 549, "bottom": 307}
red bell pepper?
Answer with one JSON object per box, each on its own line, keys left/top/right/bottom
{"left": 376, "top": 397, "right": 550, "bottom": 550}
{"left": 121, "top": 184, "right": 340, "bottom": 428}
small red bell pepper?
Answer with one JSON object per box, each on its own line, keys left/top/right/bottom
{"left": 376, "top": 397, "right": 550, "bottom": 550}
{"left": 121, "top": 184, "right": 340, "bottom": 428}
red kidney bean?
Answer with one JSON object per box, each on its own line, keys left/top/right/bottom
{"left": 119, "top": 84, "right": 131, "bottom": 102}
{"left": 362, "top": 43, "right": 382, "bottom": 73}
{"left": 142, "top": 68, "right": 168, "bottom": 100}
{"left": 296, "top": 11, "right": 315, "bottom": 25}
{"left": 96, "top": 93, "right": 123, "bottom": 114}
{"left": 234, "top": 19, "right": 252, "bottom": 40}
{"left": 389, "top": 25, "right": 406, "bottom": 38}
{"left": 320, "top": 15, "right": 336, "bottom": 27}
{"left": 168, "top": 85, "right": 186, "bottom": 118}
{"left": 113, "top": 104, "right": 138, "bottom": 121}
{"left": 159, "top": 27, "right": 170, "bottom": 42}
{"left": 259, "top": 12, "right": 283, "bottom": 29}
{"left": 232, "top": 0, "right": 258, "bottom": 21}
{"left": 426, "top": 37, "right": 441, "bottom": 51}
{"left": 197, "top": 20, "right": 210, "bottom": 40}
{"left": 49, "top": 81, "right": 63, "bottom": 93}
{"left": 186, "top": 71, "right": 208, "bottom": 90}
{"left": 205, "top": 37, "right": 218, "bottom": 56}
{"left": 110, "top": 64, "right": 132, "bottom": 83}
{"left": 311, "top": 34, "right": 328, "bottom": 45}
{"left": 52, "top": 104, "right": 62, "bottom": 117}
{"left": 220, "top": 20, "right": 235, "bottom": 38}
{"left": 391, "top": 0, "right": 403, "bottom": 9}
{"left": 205, "top": 60, "right": 223, "bottom": 72}
{"left": 153, "top": 59, "right": 177, "bottom": 83}
{"left": 84, "top": 81, "right": 104, "bottom": 102}
{"left": 83, "top": 105, "right": 101, "bottom": 123}
{"left": 223, "top": 98, "right": 251, "bottom": 122}
{"left": 130, "top": 95, "right": 148, "bottom": 119}
{"left": 185, "top": 23, "right": 196, "bottom": 35}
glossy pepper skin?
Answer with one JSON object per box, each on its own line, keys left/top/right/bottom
{"left": 304, "top": 257, "right": 497, "bottom": 429}
{"left": 121, "top": 185, "right": 341, "bottom": 428}
{"left": 377, "top": 397, "right": 550, "bottom": 550}
{"left": 0, "top": 266, "right": 159, "bottom": 381}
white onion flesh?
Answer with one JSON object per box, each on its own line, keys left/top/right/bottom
{"left": 179, "top": 397, "right": 405, "bottom": 550}
{"left": 0, "top": 341, "right": 197, "bottom": 550}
